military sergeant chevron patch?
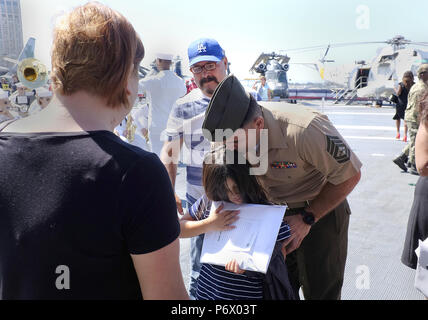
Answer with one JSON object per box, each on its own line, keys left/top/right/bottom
{"left": 326, "top": 135, "right": 350, "bottom": 163}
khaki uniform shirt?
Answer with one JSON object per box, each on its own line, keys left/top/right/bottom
{"left": 405, "top": 80, "right": 428, "bottom": 123}
{"left": 257, "top": 106, "right": 362, "bottom": 206}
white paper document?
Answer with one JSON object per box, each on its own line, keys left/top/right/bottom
{"left": 200, "top": 202, "right": 287, "bottom": 274}
{"left": 17, "top": 96, "right": 28, "bottom": 104}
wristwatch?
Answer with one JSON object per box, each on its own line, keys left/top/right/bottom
{"left": 300, "top": 209, "right": 315, "bottom": 226}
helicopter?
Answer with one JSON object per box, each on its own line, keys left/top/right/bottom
{"left": 249, "top": 52, "right": 290, "bottom": 99}
{"left": 281, "top": 36, "right": 428, "bottom": 103}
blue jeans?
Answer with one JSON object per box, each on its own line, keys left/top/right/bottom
{"left": 186, "top": 194, "right": 204, "bottom": 300}
{"left": 189, "top": 233, "right": 204, "bottom": 300}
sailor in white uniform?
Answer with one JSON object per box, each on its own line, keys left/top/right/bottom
{"left": 114, "top": 87, "right": 150, "bottom": 151}
{"left": 27, "top": 87, "right": 53, "bottom": 114}
{"left": 0, "top": 89, "right": 15, "bottom": 124}
{"left": 139, "top": 53, "right": 186, "bottom": 156}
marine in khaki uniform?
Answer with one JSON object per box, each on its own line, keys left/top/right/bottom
{"left": 203, "top": 75, "right": 362, "bottom": 300}
{"left": 393, "top": 64, "right": 428, "bottom": 175}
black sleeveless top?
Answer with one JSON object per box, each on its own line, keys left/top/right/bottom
{"left": 397, "top": 82, "right": 410, "bottom": 108}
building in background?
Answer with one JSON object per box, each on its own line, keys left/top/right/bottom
{"left": 0, "top": 0, "right": 23, "bottom": 61}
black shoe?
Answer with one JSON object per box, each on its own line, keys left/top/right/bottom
{"left": 393, "top": 154, "right": 408, "bottom": 172}
{"left": 407, "top": 161, "right": 412, "bottom": 168}
{"left": 409, "top": 165, "right": 420, "bottom": 176}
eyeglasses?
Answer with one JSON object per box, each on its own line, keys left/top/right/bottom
{"left": 190, "top": 62, "right": 220, "bottom": 74}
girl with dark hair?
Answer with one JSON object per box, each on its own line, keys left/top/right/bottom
{"left": 180, "top": 148, "right": 293, "bottom": 300}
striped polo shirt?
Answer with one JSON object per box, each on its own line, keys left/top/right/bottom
{"left": 165, "top": 89, "right": 211, "bottom": 205}
{"left": 189, "top": 195, "right": 291, "bottom": 300}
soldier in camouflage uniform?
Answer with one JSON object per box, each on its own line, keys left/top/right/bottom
{"left": 393, "top": 64, "right": 428, "bottom": 175}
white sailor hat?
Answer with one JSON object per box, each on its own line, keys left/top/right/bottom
{"left": 0, "top": 89, "right": 8, "bottom": 99}
{"left": 15, "top": 82, "right": 26, "bottom": 88}
{"left": 156, "top": 53, "right": 174, "bottom": 61}
{"left": 36, "top": 87, "right": 53, "bottom": 98}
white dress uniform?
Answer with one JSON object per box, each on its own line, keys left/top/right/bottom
{"left": 139, "top": 55, "right": 186, "bottom": 156}
{"left": 0, "top": 89, "right": 15, "bottom": 124}
{"left": 27, "top": 87, "right": 53, "bottom": 114}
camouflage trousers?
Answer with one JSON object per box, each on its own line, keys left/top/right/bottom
{"left": 402, "top": 121, "right": 419, "bottom": 165}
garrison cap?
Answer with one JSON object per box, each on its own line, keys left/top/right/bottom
{"left": 202, "top": 74, "right": 251, "bottom": 142}
{"left": 418, "top": 64, "right": 428, "bottom": 75}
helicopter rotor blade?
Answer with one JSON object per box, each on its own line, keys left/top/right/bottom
{"left": 280, "top": 41, "right": 388, "bottom": 55}
{"left": 320, "top": 45, "right": 331, "bottom": 63}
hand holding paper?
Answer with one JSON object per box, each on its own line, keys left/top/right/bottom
{"left": 205, "top": 203, "right": 240, "bottom": 232}
{"left": 200, "top": 202, "right": 287, "bottom": 274}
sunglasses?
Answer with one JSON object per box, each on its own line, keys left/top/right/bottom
{"left": 190, "top": 62, "right": 220, "bottom": 74}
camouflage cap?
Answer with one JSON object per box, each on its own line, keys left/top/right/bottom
{"left": 417, "top": 64, "right": 428, "bottom": 75}
{"left": 202, "top": 74, "right": 251, "bottom": 142}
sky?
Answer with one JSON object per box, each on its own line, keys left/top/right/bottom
{"left": 19, "top": 0, "right": 428, "bottom": 83}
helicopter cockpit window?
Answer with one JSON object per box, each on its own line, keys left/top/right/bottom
{"left": 379, "top": 52, "right": 398, "bottom": 64}
{"left": 278, "top": 71, "right": 287, "bottom": 83}
{"left": 267, "top": 62, "right": 282, "bottom": 71}
{"left": 265, "top": 71, "right": 276, "bottom": 81}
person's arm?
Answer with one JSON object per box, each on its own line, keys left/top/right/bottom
{"left": 131, "top": 239, "right": 189, "bottom": 300}
{"left": 160, "top": 138, "right": 183, "bottom": 187}
{"left": 161, "top": 103, "right": 186, "bottom": 213}
{"left": 179, "top": 204, "right": 240, "bottom": 238}
{"left": 306, "top": 171, "right": 361, "bottom": 221}
{"left": 416, "top": 121, "right": 428, "bottom": 176}
{"left": 121, "top": 154, "right": 188, "bottom": 300}
{"left": 284, "top": 173, "right": 361, "bottom": 255}
{"left": 160, "top": 138, "right": 184, "bottom": 213}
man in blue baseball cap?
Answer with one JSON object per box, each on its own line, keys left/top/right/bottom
{"left": 187, "top": 38, "right": 228, "bottom": 96}
{"left": 160, "top": 38, "right": 229, "bottom": 299}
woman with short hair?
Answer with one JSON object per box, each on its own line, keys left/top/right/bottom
{"left": 0, "top": 3, "right": 188, "bottom": 300}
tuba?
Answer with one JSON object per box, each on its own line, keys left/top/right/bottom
{"left": 9, "top": 58, "right": 49, "bottom": 113}
{"left": 17, "top": 58, "right": 49, "bottom": 89}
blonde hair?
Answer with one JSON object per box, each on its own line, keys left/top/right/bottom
{"left": 51, "top": 2, "right": 145, "bottom": 108}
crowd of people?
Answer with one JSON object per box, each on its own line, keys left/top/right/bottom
{"left": 0, "top": 2, "right": 426, "bottom": 301}
{"left": 393, "top": 65, "right": 428, "bottom": 176}
{"left": 0, "top": 75, "right": 53, "bottom": 123}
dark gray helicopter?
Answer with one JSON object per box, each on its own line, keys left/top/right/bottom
{"left": 250, "top": 52, "right": 290, "bottom": 99}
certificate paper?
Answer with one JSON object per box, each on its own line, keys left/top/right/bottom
{"left": 200, "top": 202, "right": 286, "bottom": 274}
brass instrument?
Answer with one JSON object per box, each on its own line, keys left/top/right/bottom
{"left": 17, "top": 58, "right": 48, "bottom": 89}
{"left": 124, "top": 115, "right": 137, "bottom": 143}
{"left": 9, "top": 58, "right": 49, "bottom": 114}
